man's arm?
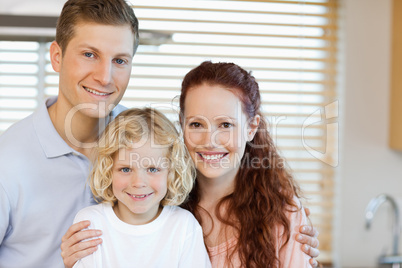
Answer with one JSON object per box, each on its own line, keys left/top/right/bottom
{"left": 0, "top": 184, "right": 11, "bottom": 246}
{"left": 60, "top": 221, "right": 102, "bottom": 268}
{"left": 298, "top": 207, "right": 320, "bottom": 268}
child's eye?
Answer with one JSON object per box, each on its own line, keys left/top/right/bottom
{"left": 121, "top": 167, "right": 131, "bottom": 173}
{"left": 147, "top": 167, "right": 159, "bottom": 173}
{"left": 220, "top": 122, "right": 233, "bottom": 128}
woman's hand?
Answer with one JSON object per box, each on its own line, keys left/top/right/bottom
{"left": 297, "top": 207, "right": 320, "bottom": 267}
{"left": 60, "top": 221, "right": 102, "bottom": 268}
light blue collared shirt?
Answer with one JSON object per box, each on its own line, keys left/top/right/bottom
{"left": 0, "top": 97, "right": 126, "bottom": 268}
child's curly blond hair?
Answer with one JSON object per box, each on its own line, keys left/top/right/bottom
{"left": 89, "top": 107, "right": 195, "bottom": 206}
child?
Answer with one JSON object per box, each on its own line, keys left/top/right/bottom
{"left": 73, "top": 108, "right": 211, "bottom": 267}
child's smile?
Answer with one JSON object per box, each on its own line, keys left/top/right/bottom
{"left": 111, "top": 141, "right": 169, "bottom": 225}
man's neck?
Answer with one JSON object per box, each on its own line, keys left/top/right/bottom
{"left": 48, "top": 100, "right": 106, "bottom": 158}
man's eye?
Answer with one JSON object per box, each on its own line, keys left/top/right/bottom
{"left": 84, "top": 52, "right": 94, "bottom": 58}
{"left": 115, "top": 58, "right": 125, "bottom": 65}
{"left": 121, "top": 167, "right": 131, "bottom": 173}
{"left": 147, "top": 167, "right": 159, "bottom": 173}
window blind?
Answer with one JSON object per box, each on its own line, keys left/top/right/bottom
{"left": 0, "top": 0, "right": 338, "bottom": 264}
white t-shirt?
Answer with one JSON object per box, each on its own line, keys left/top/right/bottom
{"left": 73, "top": 203, "right": 211, "bottom": 268}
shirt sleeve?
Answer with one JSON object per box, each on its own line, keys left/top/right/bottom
{"left": 278, "top": 197, "right": 312, "bottom": 268}
{"left": 179, "top": 217, "right": 212, "bottom": 268}
{"left": 0, "top": 183, "right": 11, "bottom": 245}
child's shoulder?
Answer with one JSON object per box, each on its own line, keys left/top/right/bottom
{"left": 165, "top": 205, "right": 194, "bottom": 217}
{"left": 163, "top": 206, "right": 200, "bottom": 226}
{"left": 73, "top": 203, "right": 109, "bottom": 223}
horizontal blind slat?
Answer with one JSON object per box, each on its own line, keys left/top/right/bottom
{"left": 132, "top": 4, "right": 338, "bottom": 18}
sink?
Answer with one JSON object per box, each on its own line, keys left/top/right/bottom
{"left": 378, "top": 255, "right": 402, "bottom": 268}
{"left": 379, "top": 255, "right": 402, "bottom": 264}
{"left": 365, "top": 194, "right": 402, "bottom": 268}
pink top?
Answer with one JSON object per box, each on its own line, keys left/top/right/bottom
{"left": 207, "top": 197, "right": 312, "bottom": 268}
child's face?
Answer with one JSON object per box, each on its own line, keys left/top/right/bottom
{"left": 183, "top": 84, "right": 257, "bottom": 185}
{"left": 112, "top": 140, "right": 169, "bottom": 225}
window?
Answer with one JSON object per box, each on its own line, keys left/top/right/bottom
{"left": 0, "top": 0, "right": 338, "bottom": 263}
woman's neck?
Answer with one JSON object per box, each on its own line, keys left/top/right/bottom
{"left": 197, "top": 174, "right": 235, "bottom": 208}
{"left": 196, "top": 175, "right": 237, "bottom": 247}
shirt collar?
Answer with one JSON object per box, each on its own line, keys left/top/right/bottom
{"left": 33, "top": 97, "right": 75, "bottom": 158}
{"left": 32, "top": 97, "right": 126, "bottom": 159}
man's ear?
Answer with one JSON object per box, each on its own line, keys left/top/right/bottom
{"left": 247, "top": 114, "right": 260, "bottom": 142}
{"left": 49, "top": 41, "right": 62, "bottom": 73}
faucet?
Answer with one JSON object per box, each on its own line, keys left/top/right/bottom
{"left": 365, "top": 194, "right": 400, "bottom": 256}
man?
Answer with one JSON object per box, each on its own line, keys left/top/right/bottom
{"left": 0, "top": 0, "right": 138, "bottom": 267}
{"left": 0, "top": 0, "right": 319, "bottom": 267}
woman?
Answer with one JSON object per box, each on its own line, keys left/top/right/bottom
{"left": 180, "top": 61, "right": 314, "bottom": 267}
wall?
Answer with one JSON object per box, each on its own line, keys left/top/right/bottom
{"left": 336, "top": 0, "right": 402, "bottom": 267}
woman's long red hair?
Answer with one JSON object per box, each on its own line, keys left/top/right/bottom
{"left": 180, "top": 61, "right": 302, "bottom": 267}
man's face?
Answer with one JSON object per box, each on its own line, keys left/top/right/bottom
{"left": 50, "top": 22, "right": 135, "bottom": 119}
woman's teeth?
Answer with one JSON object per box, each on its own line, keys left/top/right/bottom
{"left": 200, "top": 153, "right": 225, "bottom": 160}
{"left": 84, "top": 86, "right": 109, "bottom": 96}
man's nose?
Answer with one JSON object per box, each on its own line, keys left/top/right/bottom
{"left": 93, "top": 60, "right": 112, "bottom": 86}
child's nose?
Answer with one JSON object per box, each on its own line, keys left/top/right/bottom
{"left": 131, "top": 172, "right": 146, "bottom": 188}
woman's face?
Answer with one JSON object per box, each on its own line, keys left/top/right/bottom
{"left": 182, "top": 84, "right": 259, "bottom": 184}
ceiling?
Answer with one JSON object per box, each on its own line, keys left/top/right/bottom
{"left": 0, "top": 0, "right": 66, "bottom": 16}
{"left": 0, "top": 0, "right": 170, "bottom": 45}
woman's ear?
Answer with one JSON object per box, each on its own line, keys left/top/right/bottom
{"left": 49, "top": 41, "right": 62, "bottom": 73}
{"left": 247, "top": 115, "right": 260, "bottom": 142}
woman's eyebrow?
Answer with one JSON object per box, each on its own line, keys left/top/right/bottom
{"left": 213, "top": 115, "right": 237, "bottom": 121}
{"left": 185, "top": 115, "right": 204, "bottom": 120}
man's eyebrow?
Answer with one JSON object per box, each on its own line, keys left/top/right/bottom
{"left": 116, "top": 51, "right": 133, "bottom": 58}
{"left": 81, "top": 45, "right": 133, "bottom": 58}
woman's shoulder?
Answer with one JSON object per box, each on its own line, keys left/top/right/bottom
{"left": 278, "top": 196, "right": 312, "bottom": 267}
{"left": 285, "top": 196, "right": 308, "bottom": 225}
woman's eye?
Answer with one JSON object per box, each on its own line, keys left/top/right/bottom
{"left": 189, "top": 122, "right": 201, "bottom": 128}
{"left": 147, "top": 167, "right": 159, "bottom": 173}
{"left": 121, "top": 167, "right": 131, "bottom": 173}
{"left": 221, "top": 122, "right": 233, "bottom": 128}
